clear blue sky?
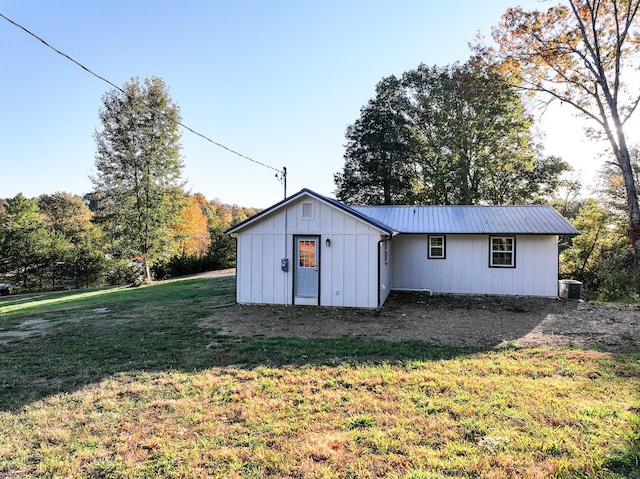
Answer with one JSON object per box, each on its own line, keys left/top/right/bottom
{"left": 0, "top": 0, "right": 620, "bottom": 208}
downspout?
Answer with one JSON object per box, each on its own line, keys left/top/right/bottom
{"left": 232, "top": 235, "right": 238, "bottom": 304}
{"left": 376, "top": 235, "right": 394, "bottom": 312}
{"left": 284, "top": 204, "right": 289, "bottom": 305}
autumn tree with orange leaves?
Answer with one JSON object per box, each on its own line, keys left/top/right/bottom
{"left": 477, "top": 0, "right": 640, "bottom": 269}
{"left": 173, "top": 196, "right": 211, "bottom": 257}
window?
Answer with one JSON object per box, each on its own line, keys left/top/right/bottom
{"left": 428, "top": 235, "right": 446, "bottom": 259}
{"left": 298, "top": 239, "right": 316, "bottom": 268}
{"left": 490, "top": 236, "right": 515, "bottom": 268}
{"left": 302, "top": 202, "right": 313, "bottom": 219}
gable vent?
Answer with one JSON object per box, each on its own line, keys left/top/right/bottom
{"left": 302, "top": 202, "right": 313, "bottom": 219}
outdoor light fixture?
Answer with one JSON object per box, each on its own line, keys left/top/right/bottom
{"left": 325, "top": 238, "right": 331, "bottom": 247}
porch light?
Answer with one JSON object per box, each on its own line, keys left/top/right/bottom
{"left": 325, "top": 238, "right": 331, "bottom": 247}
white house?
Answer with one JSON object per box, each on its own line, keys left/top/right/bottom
{"left": 226, "top": 189, "right": 579, "bottom": 309}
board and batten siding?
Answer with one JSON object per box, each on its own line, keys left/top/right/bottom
{"left": 235, "top": 196, "right": 385, "bottom": 308}
{"left": 391, "top": 234, "right": 559, "bottom": 297}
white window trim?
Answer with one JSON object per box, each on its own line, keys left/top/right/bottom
{"left": 489, "top": 236, "right": 516, "bottom": 268}
{"left": 428, "top": 235, "right": 446, "bottom": 259}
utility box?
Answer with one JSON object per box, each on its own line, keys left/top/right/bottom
{"left": 559, "top": 279, "right": 582, "bottom": 300}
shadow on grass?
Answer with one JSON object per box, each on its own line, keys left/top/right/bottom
{"left": 0, "top": 319, "right": 478, "bottom": 411}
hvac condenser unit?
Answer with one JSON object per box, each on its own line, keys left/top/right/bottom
{"left": 559, "top": 279, "right": 582, "bottom": 300}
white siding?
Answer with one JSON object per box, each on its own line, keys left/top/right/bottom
{"left": 391, "top": 234, "right": 559, "bottom": 297}
{"left": 235, "top": 196, "right": 385, "bottom": 308}
{"left": 236, "top": 230, "right": 289, "bottom": 304}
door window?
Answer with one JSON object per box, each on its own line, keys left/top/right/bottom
{"left": 298, "top": 240, "right": 316, "bottom": 268}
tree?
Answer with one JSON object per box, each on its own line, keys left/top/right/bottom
{"left": 92, "top": 76, "right": 186, "bottom": 281}
{"left": 39, "top": 193, "right": 108, "bottom": 289}
{"left": 335, "top": 62, "right": 569, "bottom": 205}
{"left": 38, "top": 192, "right": 94, "bottom": 244}
{"left": 0, "top": 194, "right": 63, "bottom": 292}
{"left": 173, "top": 196, "right": 211, "bottom": 257}
{"left": 561, "top": 199, "right": 613, "bottom": 278}
{"left": 599, "top": 145, "right": 640, "bottom": 215}
{"left": 334, "top": 76, "right": 420, "bottom": 205}
{"left": 157, "top": 196, "right": 259, "bottom": 277}
{"left": 561, "top": 198, "right": 637, "bottom": 300}
{"left": 401, "top": 63, "right": 567, "bottom": 205}
{"left": 66, "top": 235, "right": 108, "bottom": 289}
{"left": 481, "top": 0, "right": 640, "bottom": 267}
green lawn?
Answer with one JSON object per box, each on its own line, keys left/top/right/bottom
{"left": 0, "top": 277, "right": 638, "bottom": 478}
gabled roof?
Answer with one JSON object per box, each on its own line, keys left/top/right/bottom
{"left": 352, "top": 205, "right": 579, "bottom": 235}
{"left": 225, "top": 188, "right": 395, "bottom": 235}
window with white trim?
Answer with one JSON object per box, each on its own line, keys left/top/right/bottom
{"left": 490, "top": 236, "right": 515, "bottom": 268}
{"left": 428, "top": 235, "right": 446, "bottom": 259}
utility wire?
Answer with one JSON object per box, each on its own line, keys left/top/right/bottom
{"left": 0, "top": 11, "right": 283, "bottom": 174}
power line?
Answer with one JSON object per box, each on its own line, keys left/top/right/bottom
{"left": 0, "top": 11, "right": 284, "bottom": 175}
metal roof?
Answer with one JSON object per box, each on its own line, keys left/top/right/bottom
{"left": 352, "top": 205, "right": 579, "bottom": 235}
{"left": 226, "top": 188, "right": 578, "bottom": 236}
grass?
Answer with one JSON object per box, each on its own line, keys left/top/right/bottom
{"left": 0, "top": 277, "right": 639, "bottom": 478}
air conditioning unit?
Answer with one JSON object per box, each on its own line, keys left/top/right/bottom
{"left": 559, "top": 279, "right": 582, "bottom": 300}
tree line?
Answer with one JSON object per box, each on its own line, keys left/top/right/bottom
{"left": 552, "top": 154, "right": 639, "bottom": 301}
{"left": 334, "top": 63, "right": 569, "bottom": 206}
{"left": 0, "top": 76, "right": 257, "bottom": 294}
{"left": 0, "top": 191, "right": 256, "bottom": 294}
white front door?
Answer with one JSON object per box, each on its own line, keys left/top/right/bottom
{"left": 295, "top": 236, "right": 319, "bottom": 305}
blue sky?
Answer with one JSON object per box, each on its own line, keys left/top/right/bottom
{"left": 0, "top": 1, "right": 623, "bottom": 208}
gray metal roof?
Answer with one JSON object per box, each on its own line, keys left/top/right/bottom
{"left": 352, "top": 205, "right": 579, "bottom": 235}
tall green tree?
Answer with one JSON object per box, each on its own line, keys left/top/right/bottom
{"left": 334, "top": 76, "right": 420, "bottom": 205}
{"left": 335, "top": 62, "right": 568, "bottom": 206}
{"left": 92, "top": 76, "right": 186, "bottom": 281}
{"left": 402, "top": 63, "right": 567, "bottom": 205}
{"left": 0, "top": 194, "right": 64, "bottom": 292}
{"left": 66, "top": 235, "right": 108, "bottom": 289}
{"left": 480, "top": 0, "right": 640, "bottom": 268}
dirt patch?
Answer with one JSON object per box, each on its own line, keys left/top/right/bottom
{"left": 0, "top": 314, "right": 98, "bottom": 345}
{"left": 0, "top": 318, "right": 56, "bottom": 345}
{"left": 201, "top": 292, "right": 640, "bottom": 350}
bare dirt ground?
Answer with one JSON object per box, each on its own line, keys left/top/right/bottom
{"left": 203, "top": 291, "right": 640, "bottom": 350}
{"left": 2, "top": 270, "right": 637, "bottom": 350}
